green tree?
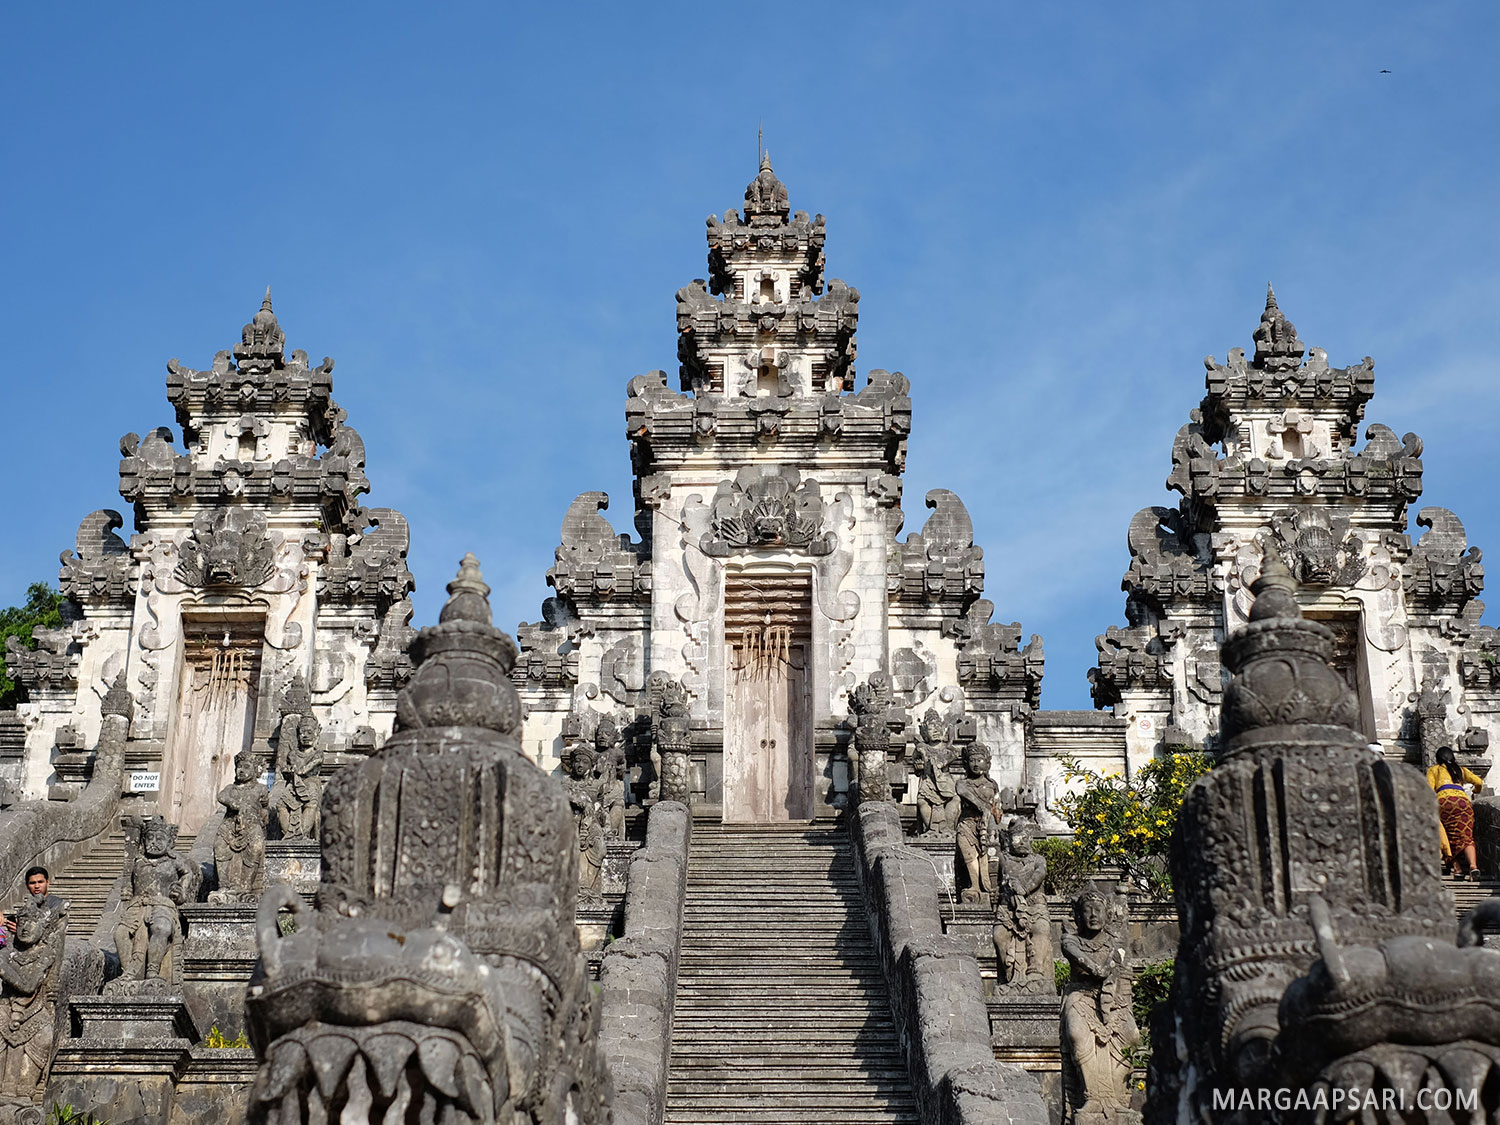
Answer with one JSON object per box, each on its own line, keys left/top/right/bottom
{"left": 0, "top": 583, "right": 65, "bottom": 709}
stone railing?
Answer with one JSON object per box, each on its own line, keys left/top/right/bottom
{"left": 596, "top": 800, "right": 691, "bottom": 1125}
{"left": 850, "top": 802, "right": 1049, "bottom": 1125}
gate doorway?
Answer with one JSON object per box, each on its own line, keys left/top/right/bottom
{"left": 723, "top": 571, "right": 814, "bottom": 822}
{"left": 162, "top": 619, "right": 263, "bottom": 832}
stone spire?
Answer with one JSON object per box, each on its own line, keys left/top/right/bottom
{"left": 234, "top": 287, "right": 286, "bottom": 374}
{"left": 1251, "top": 282, "right": 1305, "bottom": 372}
{"left": 743, "top": 150, "right": 790, "bottom": 224}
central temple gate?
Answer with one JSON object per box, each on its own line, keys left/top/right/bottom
{"left": 723, "top": 570, "right": 814, "bottom": 821}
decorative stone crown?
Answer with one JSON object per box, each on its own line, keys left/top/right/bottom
{"left": 1251, "top": 283, "right": 1305, "bottom": 372}
{"left": 1220, "top": 553, "right": 1364, "bottom": 753}
{"left": 395, "top": 553, "right": 522, "bottom": 734}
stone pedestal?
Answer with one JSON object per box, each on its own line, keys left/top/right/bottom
{"left": 264, "top": 839, "right": 320, "bottom": 894}
{"left": 988, "top": 995, "right": 1063, "bottom": 1121}
{"left": 181, "top": 903, "right": 259, "bottom": 1039}
{"left": 49, "top": 995, "right": 197, "bottom": 1125}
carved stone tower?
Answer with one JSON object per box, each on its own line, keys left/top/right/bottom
{"left": 4, "top": 294, "right": 414, "bottom": 829}
{"left": 1081, "top": 286, "right": 1495, "bottom": 794}
{"left": 517, "top": 158, "right": 1042, "bottom": 817}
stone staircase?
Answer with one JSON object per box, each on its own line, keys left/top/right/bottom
{"left": 1447, "top": 873, "right": 1500, "bottom": 921}
{"left": 663, "top": 822, "right": 918, "bottom": 1125}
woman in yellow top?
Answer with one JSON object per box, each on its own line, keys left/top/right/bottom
{"left": 1427, "top": 746, "right": 1485, "bottom": 881}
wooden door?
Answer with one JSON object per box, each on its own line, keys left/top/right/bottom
{"left": 724, "top": 573, "right": 813, "bottom": 821}
{"left": 162, "top": 622, "right": 261, "bottom": 831}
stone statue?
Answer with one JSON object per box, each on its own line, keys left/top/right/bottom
{"left": 993, "top": 819, "right": 1054, "bottom": 995}
{"left": 0, "top": 892, "right": 67, "bottom": 1108}
{"left": 955, "top": 742, "right": 1002, "bottom": 903}
{"left": 593, "top": 717, "right": 626, "bottom": 839}
{"left": 566, "top": 744, "right": 608, "bottom": 899}
{"left": 269, "top": 675, "right": 322, "bottom": 840}
{"left": 1060, "top": 888, "right": 1140, "bottom": 1125}
{"left": 108, "top": 814, "right": 198, "bottom": 994}
{"left": 247, "top": 555, "right": 612, "bottom": 1124}
{"left": 911, "top": 708, "right": 960, "bottom": 836}
{"left": 209, "top": 747, "right": 269, "bottom": 904}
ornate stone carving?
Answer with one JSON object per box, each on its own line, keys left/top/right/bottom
{"left": 743, "top": 151, "right": 790, "bottom": 223}
{"left": 57, "top": 509, "right": 135, "bottom": 605}
{"left": 955, "top": 743, "right": 1002, "bottom": 904}
{"left": 1121, "top": 507, "right": 1209, "bottom": 609}
{"left": 247, "top": 554, "right": 611, "bottom": 1125}
{"left": 1060, "top": 887, "right": 1140, "bottom": 1125}
{"left": 1150, "top": 557, "right": 1463, "bottom": 1121}
{"left": 592, "top": 716, "right": 626, "bottom": 839}
{"left": 951, "top": 601, "right": 1045, "bottom": 708}
{"left": 1267, "top": 507, "right": 1366, "bottom": 587}
{"left": 548, "top": 492, "right": 650, "bottom": 602}
{"left": 107, "top": 814, "right": 199, "bottom": 995}
{"left": 0, "top": 891, "right": 67, "bottom": 1107}
{"left": 565, "top": 744, "right": 608, "bottom": 901}
{"left": 993, "top": 820, "right": 1054, "bottom": 997}
{"left": 1089, "top": 625, "right": 1173, "bottom": 707}
{"left": 174, "top": 506, "right": 276, "bottom": 589}
{"left": 234, "top": 289, "right": 287, "bottom": 374}
{"left": 209, "top": 747, "right": 269, "bottom": 904}
{"left": 269, "top": 674, "right": 322, "bottom": 840}
{"left": 1251, "top": 283, "right": 1305, "bottom": 372}
{"left": 911, "top": 708, "right": 960, "bottom": 836}
{"left": 320, "top": 507, "right": 414, "bottom": 608}
{"left": 848, "top": 672, "right": 901, "bottom": 805}
{"left": 889, "top": 490, "right": 985, "bottom": 602}
{"left": 700, "top": 466, "right": 836, "bottom": 557}
{"left": 1405, "top": 506, "right": 1485, "bottom": 610}
{"left": 653, "top": 675, "right": 692, "bottom": 807}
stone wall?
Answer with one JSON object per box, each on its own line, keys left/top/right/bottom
{"left": 850, "top": 801, "right": 1049, "bottom": 1125}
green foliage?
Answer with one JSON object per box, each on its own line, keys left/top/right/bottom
{"left": 1132, "top": 957, "right": 1174, "bottom": 1031}
{"left": 1053, "top": 959, "right": 1071, "bottom": 992}
{"left": 0, "top": 583, "right": 64, "bottom": 709}
{"left": 204, "top": 1024, "right": 251, "bottom": 1048}
{"left": 1034, "top": 836, "right": 1092, "bottom": 896}
{"left": 49, "top": 1105, "right": 110, "bottom": 1125}
{"left": 1052, "top": 752, "right": 1213, "bottom": 894}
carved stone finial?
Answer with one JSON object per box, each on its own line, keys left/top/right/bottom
{"left": 743, "top": 151, "right": 790, "bottom": 223}
{"left": 1220, "top": 553, "right": 1363, "bottom": 751}
{"left": 100, "top": 669, "right": 133, "bottom": 720}
{"left": 397, "top": 555, "right": 520, "bottom": 736}
{"left": 1251, "top": 282, "right": 1305, "bottom": 372}
{"left": 234, "top": 288, "right": 286, "bottom": 373}
{"left": 439, "top": 552, "right": 493, "bottom": 626}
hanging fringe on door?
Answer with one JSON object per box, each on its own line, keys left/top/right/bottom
{"left": 733, "top": 625, "right": 803, "bottom": 677}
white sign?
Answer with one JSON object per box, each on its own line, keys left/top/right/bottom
{"left": 128, "top": 772, "right": 161, "bottom": 792}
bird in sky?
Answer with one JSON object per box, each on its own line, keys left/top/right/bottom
{"left": 1380, "top": 69, "right": 1392, "bottom": 74}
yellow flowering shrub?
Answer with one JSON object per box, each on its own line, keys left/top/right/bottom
{"left": 1051, "top": 752, "right": 1212, "bottom": 894}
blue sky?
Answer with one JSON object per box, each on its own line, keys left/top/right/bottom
{"left": 3, "top": 4, "right": 1496, "bottom": 710}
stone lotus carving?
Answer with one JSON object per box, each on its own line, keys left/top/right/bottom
{"left": 0, "top": 891, "right": 67, "bottom": 1108}
{"left": 210, "top": 747, "right": 269, "bottom": 904}
{"left": 107, "top": 814, "right": 198, "bottom": 995}
{"left": 700, "top": 466, "right": 836, "bottom": 557}
{"left": 174, "top": 506, "right": 276, "bottom": 589}
{"left": 247, "top": 554, "right": 611, "bottom": 1125}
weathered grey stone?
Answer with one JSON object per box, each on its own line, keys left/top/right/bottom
{"left": 246, "top": 555, "right": 612, "bottom": 1125}
{"left": 107, "top": 815, "right": 198, "bottom": 995}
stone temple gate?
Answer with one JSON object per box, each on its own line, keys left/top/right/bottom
{"left": 0, "top": 157, "right": 1498, "bottom": 1125}
{"left": 515, "top": 153, "right": 1043, "bottom": 821}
